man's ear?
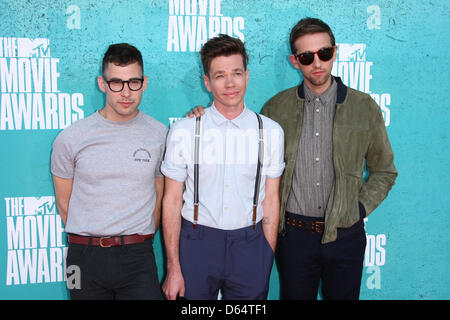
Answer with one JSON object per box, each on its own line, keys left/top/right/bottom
{"left": 332, "top": 45, "right": 338, "bottom": 62}
{"left": 142, "top": 75, "right": 148, "bottom": 92}
{"left": 98, "top": 76, "right": 107, "bottom": 93}
{"left": 203, "top": 74, "right": 212, "bottom": 92}
{"left": 289, "top": 54, "right": 301, "bottom": 70}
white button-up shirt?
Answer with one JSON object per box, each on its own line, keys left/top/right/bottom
{"left": 161, "top": 104, "right": 285, "bottom": 230}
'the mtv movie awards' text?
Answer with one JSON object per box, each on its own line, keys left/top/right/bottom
{"left": 5, "top": 196, "right": 67, "bottom": 286}
{"left": 167, "top": 0, "right": 245, "bottom": 52}
{"left": 0, "top": 37, "right": 84, "bottom": 130}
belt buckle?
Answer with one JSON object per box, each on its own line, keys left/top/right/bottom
{"left": 99, "top": 237, "right": 112, "bottom": 248}
{"left": 311, "top": 222, "right": 324, "bottom": 234}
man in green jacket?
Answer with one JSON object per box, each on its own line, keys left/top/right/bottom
{"left": 260, "top": 17, "right": 397, "bottom": 300}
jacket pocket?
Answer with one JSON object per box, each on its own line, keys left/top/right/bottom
{"left": 338, "top": 174, "right": 362, "bottom": 227}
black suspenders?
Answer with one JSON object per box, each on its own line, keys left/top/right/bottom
{"left": 253, "top": 113, "right": 264, "bottom": 229}
{"left": 193, "top": 116, "right": 201, "bottom": 229}
{"left": 193, "top": 112, "right": 264, "bottom": 229}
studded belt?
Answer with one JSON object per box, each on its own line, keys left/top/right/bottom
{"left": 286, "top": 217, "right": 325, "bottom": 234}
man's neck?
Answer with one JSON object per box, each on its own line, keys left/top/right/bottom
{"left": 214, "top": 103, "right": 245, "bottom": 120}
{"left": 99, "top": 107, "right": 139, "bottom": 122}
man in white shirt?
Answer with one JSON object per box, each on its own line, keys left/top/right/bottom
{"left": 161, "top": 35, "right": 285, "bottom": 300}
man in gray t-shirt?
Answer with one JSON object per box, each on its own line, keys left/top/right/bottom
{"left": 51, "top": 43, "right": 167, "bottom": 300}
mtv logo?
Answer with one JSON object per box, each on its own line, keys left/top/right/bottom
{"left": 17, "top": 38, "right": 50, "bottom": 58}
{"left": 337, "top": 43, "right": 366, "bottom": 62}
{"left": 23, "top": 196, "right": 56, "bottom": 215}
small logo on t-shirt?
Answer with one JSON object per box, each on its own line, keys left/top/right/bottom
{"left": 133, "top": 148, "right": 151, "bottom": 163}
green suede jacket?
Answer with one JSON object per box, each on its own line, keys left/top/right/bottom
{"left": 261, "top": 77, "right": 398, "bottom": 243}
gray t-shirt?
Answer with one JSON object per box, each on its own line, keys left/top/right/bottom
{"left": 51, "top": 110, "right": 168, "bottom": 236}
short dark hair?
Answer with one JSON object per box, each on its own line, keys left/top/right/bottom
{"left": 102, "top": 43, "right": 143, "bottom": 75}
{"left": 200, "top": 34, "right": 248, "bottom": 76}
{"left": 289, "top": 17, "right": 336, "bottom": 54}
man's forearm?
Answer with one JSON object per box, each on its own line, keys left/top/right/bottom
{"left": 359, "top": 102, "right": 398, "bottom": 215}
{"left": 161, "top": 178, "right": 186, "bottom": 300}
{"left": 153, "top": 177, "right": 164, "bottom": 232}
{"left": 162, "top": 178, "right": 184, "bottom": 271}
{"left": 262, "top": 177, "right": 281, "bottom": 252}
{"left": 52, "top": 175, "right": 73, "bottom": 226}
{"left": 262, "top": 201, "right": 280, "bottom": 252}
{"left": 56, "top": 204, "right": 68, "bottom": 226}
{"left": 163, "top": 206, "right": 182, "bottom": 271}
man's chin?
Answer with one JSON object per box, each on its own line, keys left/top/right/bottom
{"left": 305, "top": 74, "right": 332, "bottom": 89}
{"left": 112, "top": 107, "right": 139, "bottom": 120}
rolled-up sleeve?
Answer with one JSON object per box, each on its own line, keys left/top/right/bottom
{"left": 160, "top": 122, "right": 192, "bottom": 183}
{"left": 263, "top": 123, "right": 285, "bottom": 178}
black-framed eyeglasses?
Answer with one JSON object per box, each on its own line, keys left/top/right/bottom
{"left": 104, "top": 78, "right": 144, "bottom": 92}
{"left": 296, "top": 46, "right": 335, "bottom": 66}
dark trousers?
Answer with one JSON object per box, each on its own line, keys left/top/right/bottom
{"left": 66, "top": 238, "right": 162, "bottom": 300}
{"left": 179, "top": 219, "right": 274, "bottom": 300}
{"left": 276, "top": 212, "right": 366, "bottom": 300}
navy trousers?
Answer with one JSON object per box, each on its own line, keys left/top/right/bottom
{"left": 276, "top": 212, "right": 366, "bottom": 300}
{"left": 179, "top": 219, "right": 274, "bottom": 300}
{"left": 66, "top": 238, "right": 162, "bottom": 300}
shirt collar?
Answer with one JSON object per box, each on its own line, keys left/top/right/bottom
{"left": 209, "top": 103, "right": 251, "bottom": 128}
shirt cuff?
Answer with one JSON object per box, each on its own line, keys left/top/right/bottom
{"left": 263, "top": 162, "right": 286, "bottom": 178}
{"left": 160, "top": 161, "right": 187, "bottom": 183}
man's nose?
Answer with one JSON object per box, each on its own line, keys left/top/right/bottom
{"left": 224, "top": 75, "right": 234, "bottom": 87}
{"left": 121, "top": 82, "right": 131, "bottom": 96}
{"left": 312, "top": 52, "right": 322, "bottom": 68}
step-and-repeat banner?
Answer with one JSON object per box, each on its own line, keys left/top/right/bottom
{"left": 1, "top": 0, "right": 449, "bottom": 300}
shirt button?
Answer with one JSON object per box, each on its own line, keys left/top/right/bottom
{"left": 316, "top": 109, "right": 320, "bottom": 113}
{"left": 316, "top": 182, "right": 320, "bottom": 186}
{"left": 315, "top": 157, "right": 320, "bottom": 161}
{"left": 315, "top": 132, "right": 319, "bottom": 136}
{"left": 315, "top": 98, "right": 320, "bottom": 102}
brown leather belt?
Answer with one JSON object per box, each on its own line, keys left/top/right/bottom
{"left": 286, "top": 217, "right": 324, "bottom": 234}
{"left": 67, "top": 233, "right": 154, "bottom": 248}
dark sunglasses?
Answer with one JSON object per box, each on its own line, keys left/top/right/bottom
{"left": 296, "top": 46, "right": 335, "bottom": 66}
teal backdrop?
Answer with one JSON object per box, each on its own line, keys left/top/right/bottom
{"left": 0, "top": 0, "right": 449, "bottom": 300}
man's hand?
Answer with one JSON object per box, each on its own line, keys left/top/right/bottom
{"left": 162, "top": 267, "right": 186, "bottom": 300}
{"left": 186, "top": 105, "right": 206, "bottom": 118}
